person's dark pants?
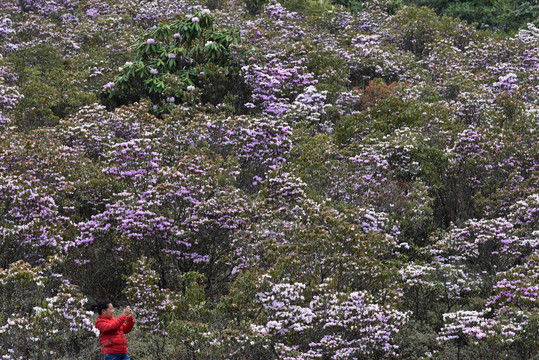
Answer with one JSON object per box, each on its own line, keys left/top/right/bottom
{"left": 102, "top": 354, "right": 131, "bottom": 360}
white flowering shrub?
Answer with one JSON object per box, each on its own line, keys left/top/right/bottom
{"left": 516, "top": 23, "right": 539, "bottom": 47}
{"left": 399, "top": 262, "right": 482, "bottom": 323}
{"left": 254, "top": 281, "right": 314, "bottom": 337}
{"left": 123, "top": 257, "right": 180, "bottom": 337}
{"left": 508, "top": 193, "right": 539, "bottom": 235}
{"left": 57, "top": 102, "right": 161, "bottom": 160}
{"left": 253, "top": 278, "right": 410, "bottom": 359}
{"left": 437, "top": 308, "right": 528, "bottom": 357}
{"left": 0, "top": 261, "right": 97, "bottom": 360}
{"left": 287, "top": 85, "right": 333, "bottom": 132}
{"left": 430, "top": 217, "right": 538, "bottom": 274}
{"left": 264, "top": 170, "right": 308, "bottom": 213}
{"left": 0, "top": 63, "right": 22, "bottom": 129}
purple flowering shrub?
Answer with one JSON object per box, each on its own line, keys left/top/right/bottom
{"left": 131, "top": 0, "right": 188, "bottom": 29}
{"left": 71, "top": 193, "right": 182, "bottom": 297}
{"left": 288, "top": 127, "right": 436, "bottom": 248}
{"left": 474, "top": 172, "right": 539, "bottom": 223}
{"left": 488, "top": 272, "right": 539, "bottom": 314}
{"left": 325, "top": 143, "right": 395, "bottom": 209}
{"left": 102, "top": 138, "right": 162, "bottom": 186}
{"left": 243, "top": 2, "right": 304, "bottom": 53}
{"left": 68, "top": 140, "right": 259, "bottom": 297}
{"left": 175, "top": 185, "right": 257, "bottom": 290}
{"left": 437, "top": 252, "right": 539, "bottom": 358}
{"left": 232, "top": 116, "right": 293, "bottom": 190}
{"left": 440, "top": 124, "right": 538, "bottom": 227}
{"left": 242, "top": 56, "right": 317, "bottom": 117}
{"left": 163, "top": 113, "right": 293, "bottom": 192}
{"left": 440, "top": 251, "right": 539, "bottom": 356}
{"left": 349, "top": 36, "right": 421, "bottom": 87}
{"left": 450, "top": 126, "right": 535, "bottom": 193}
{"left": 0, "top": 176, "right": 74, "bottom": 266}
{"left": 18, "top": 0, "right": 76, "bottom": 14}
{"left": 0, "top": 130, "right": 112, "bottom": 267}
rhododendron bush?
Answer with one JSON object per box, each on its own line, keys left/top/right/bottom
{"left": 1, "top": 0, "right": 538, "bottom": 358}
{"left": 0, "top": 261, "right": 98, "bottom": 359}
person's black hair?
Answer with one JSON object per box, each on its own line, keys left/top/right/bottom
{"left": 91, "top": 300, "right": 111, "bottom": 315}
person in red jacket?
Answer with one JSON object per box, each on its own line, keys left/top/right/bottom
{"left": 92, "top": 300, "right": 135, "bottom": 360}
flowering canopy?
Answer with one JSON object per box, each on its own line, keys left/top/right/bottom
{"left": 1, "top": 0, "right": 538, "bottom": 359}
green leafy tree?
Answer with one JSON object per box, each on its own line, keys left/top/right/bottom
{"left": 105, "top": 10, "right": 247, "bottom": 115}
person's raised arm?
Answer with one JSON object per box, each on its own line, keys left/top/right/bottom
{"left": 95, "top": 314, "right": 126, "bottom": 333}
{"left": 122, "top": 313, "right": 135, "bottom": 334}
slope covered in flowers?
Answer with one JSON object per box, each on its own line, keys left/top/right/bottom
{"left": 0, "top": 0, "right": 538, "bottom": 358}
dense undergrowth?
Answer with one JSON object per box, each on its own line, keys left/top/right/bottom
{"left": 0, "top": 0, "right": 538, "bottom": 358}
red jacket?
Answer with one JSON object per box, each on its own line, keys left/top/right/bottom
{"left": 95, "top": 314, "right": 134, "bottom": 354}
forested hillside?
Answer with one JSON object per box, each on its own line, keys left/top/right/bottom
{"left": 336, "top": 0, "right": 539, "bottom": 33}
{"left": 0, "top": 0, "right": 538, "bottom": 358}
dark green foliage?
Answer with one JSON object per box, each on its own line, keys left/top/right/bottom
{"left": 10, "top": 43, "right": 97, "bottom": 130}
{"left": 105, "top": 10, "right": 247, "bottom": 115}
{"left": 388, "top": 5, "right": 459, "bottom": 58}
{"left": 345, "top": 0, "right": 539, "bottom": 33}
{"left": 335, "top": 95, "right": 432, "bottom": 143}
{"left": 329, "top": 0, "right": 364, "bottom": 13}
{"left": 244, "top": 0, "right": 271, "bottom": 14}
{"left": 205, "top": 0, "right": 226, "bottom": 10}
{"left": 394, "top": 320, "right": 440, "bottom": 359}
{"left": 428, "top": 0, "right": 539, "bottom": 33}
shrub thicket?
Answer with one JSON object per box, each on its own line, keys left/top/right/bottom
{"left": 1, "top": 0, "right": 538, "bottom": 359}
